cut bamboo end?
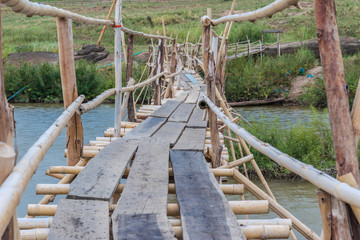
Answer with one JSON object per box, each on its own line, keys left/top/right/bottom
{"left": 18, "top": 218, "right": 53, "bottom": 229}
{"left": 20, "top": 228, "right": 49, "bottom": 240}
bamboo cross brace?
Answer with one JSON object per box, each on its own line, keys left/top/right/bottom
{"left": 96, "top": 0, "right": 117, "bottom": 48}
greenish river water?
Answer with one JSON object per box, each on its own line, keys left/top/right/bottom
{"left": 13, "top": 103, "right": 327, "bottom": 239}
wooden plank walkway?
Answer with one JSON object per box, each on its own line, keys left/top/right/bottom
{"left": 187, "top": 106, "right": 207, "bottom": 128}
{"left": 153, "top": 122, "right": 186, "bottom": 147}
{"left": 170, "top": 150, "right": 246, "bottom": 240}
{"left": 48, "top": 199, "right": 109, "bottom": 240}
{"left": 123, "top": 116, "right": 166, "bottom": 139}
{"left": 173, "top": 127, "right": 206, "bottom": 151}
{"left": 68, "top": 139, "right": 139, "bottom": 201}
{"left": 150, "top": 101, "right": 181, "bottom": 119}
{"left": 168, "top": 103, "right": 195, "bottom": 123}
{"left": 112, "top": 138, "right": 175, "bottom": 240}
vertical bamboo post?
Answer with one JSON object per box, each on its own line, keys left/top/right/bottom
{"left": 314, "top": 0, "right": 360, "bottom": 237}
{"left": 277, "top": 33, "right": 280, "bottom": 57}
{"left": 57, "top": 18, "right": 83, "bottom": 166}
{"left": 126, "top": 34, "right": 135, "bottom": 122}
{"left": 202, "top": 19, "right": 221, "bottom": 169}
{"left": 114, "top": 0, "right": 122, "bottom": 137}
{"left": 0, "top": 7, "right": 19, "bottom": 240}
{"left": 154, "top": 40, "right": 164, "bottom": 105}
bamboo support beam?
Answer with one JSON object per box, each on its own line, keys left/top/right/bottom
{"left": 0, "top": 96, "right": 85, "bottom": 235}
{"left": 18, "top": 218, "right": 52, "bottom": 229}
{"left": 36, "top": 183, "right": 244, "bottom": 195}
{"left": 218, "top": 154, "right": 254, "bottom": 169}
{"left": 57, "top": 18, "right": 83, "bottom": 166}
{"left": 48, "top": 166, "right": 234, "bottom": 177}
{"left": 27, "top": 200, "right": 268, "bottom": 216}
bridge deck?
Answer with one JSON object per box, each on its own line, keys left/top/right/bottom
{"left": 48, "top": 70, "right": 246, "bottom": 239}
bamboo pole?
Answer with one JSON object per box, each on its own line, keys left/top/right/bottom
{"left": 113, "top": 0, "right": 122, "bottom": 138}
{"left": 0, "top": 96, "right": 85, "bottom": 235}
{"left": 202, "top": 22, "right": 221, "bottom": 169}
{"left": 121, "top": 78, "right": 135, "bottom": 120}
{"left": 121, "top": 31, "right": 127, "bottom": 65}
{"left": 154, "top": 40, "right": 164, "bottom": 105}
{"left": 202, "top": 94, "right": 360, "bottom": 209}
{"left": 164, "top": 39, "right": 177, "bottom": 98}
{"left": 57, "top": 18, "right": 83, "bottom": 166}
{"left": 218, "top": 154, "right": 254, "bottom": 169}
{"left": 161, "top": 16, "right": 170, "bottom": 72}
{"left": 314, "top": 0, "right": 360, "bottom": 237}
{"left": 232, "top": 170, "right": 320, "bottom": 240}
{"left": 27, "top": 200, "right": 269, "bottom": 216}
{"left": 96, "top": 0, "right": 117, "bottom": 48}
{"left": 125, "top": 34, "right": 135, "bottom": 122}
{"left": 36, "top": 183, "right": 244, "bottom": 195}
{"left": 18, "top": 218, "right": 52, "bottom": 229}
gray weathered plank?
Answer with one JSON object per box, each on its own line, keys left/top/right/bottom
{"left": 112, "top": 138, "right": 175, "bottom": 240}
{"left": 68, "top": 139, "right": 139, "bottom": 201}
{"left": 150, "top": 100, "right": 181, "bottom": 118}
{"left": 170, "top": 151, "right": 246, "bottom": 240}
{"left": 175, "top": 91, "right": 190, "bottom": 102}
{"left": 123, "top": 117, "right": 166, "bottom": 140}
{"left": 186, "top": 106, "right": 207, "bottom": 128}
{"left": 168, "top": 103, "right": 195, "bottom": 123}
{"left": 153, "top": 122, "right": 186, "bottom": 147}
{"left": 172, "top": 127, "right": 206, "bottom": 151}
{"left": 184, "top": 86, "right": 200, "bottom": 104}
{"left": 48, "top": 199, "right": 109, "bottom": 240}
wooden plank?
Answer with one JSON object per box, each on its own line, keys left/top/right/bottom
{"left": 67, "top": 139, "right": 139, "bottom": 201}
{"left": 170, "top": 151, "right": 245, "bottom": 240}
{"left": 168, "top": 103, "right": 195, "bottom": 123}
{"left": 186, "top": 107, "right": 207, "bottom": 128}
{"left": 123, "top": 117, "right": 166, "bottom": 140}
{"left": 153, "top": 122, "right": 186, "bottom": 147}
{"left": 185, "top": 86, "right": 200, "bottom": 104}
{"left": 48, "top": 199, "right": 109, "bottom": 240}
{"left": 184, "top": 73, "right": 199, "bottom": 84}
{"left": 112, "top": 138, "right": 175, "bottom": 240}
{"left": 150, "top": 100, "right": 181, "bottom": 118}
{"left": 175, "top": 91, "right": 190, "bottom": 102}
{"left": 172, "top": 127, "right": 206, "bottom": 151}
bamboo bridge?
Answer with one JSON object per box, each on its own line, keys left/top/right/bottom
{"left": 1, "top": 0, "right": 360, "bottom": 239}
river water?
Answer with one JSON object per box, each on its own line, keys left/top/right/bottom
{"left": 13, "top": 103, "right": 327, "bottom": 239}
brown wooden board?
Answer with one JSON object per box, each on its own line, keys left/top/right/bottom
{"left": 170, "top": 151, "right": 246, "bottom": 240}
{"left": 186, "top": 107, "right": 207, "bottom": 128}
{"left": 172, "top": 127, "right": 206, "bottom": 151}
{"left": 68, "top": 139, "right": 139, "bottom": 201}
{"left": 48, "top": 199, "right": 109, "bottom": 240}
{"left": 112, "top": 138, "right": 175, "bottom": 240}
{"left": 150, "top": 100, "right": 181, "bottom": 119}
{"left": 123, "top": 117, "right": 166, "bottom": 140}
{"left": 184, "top": 86, "right": 200, "bottom": 104}
{"left": 168, "top": 103, "right": 195, "bottom": 123}
{"left": 153, "top": 122, "right": 186, "bottom": 147}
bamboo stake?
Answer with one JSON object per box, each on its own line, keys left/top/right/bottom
{"left": 113, "top": 0, "right": 122, "bottom": 138}
{"left": 57, "top": 18, "right": 83, "bottom": 166}
{"left": 96, "top": 0, "right": 117, "bottom": 48}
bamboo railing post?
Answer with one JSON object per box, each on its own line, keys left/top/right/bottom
{"left": 56, "top": 18, "right": 83, "bottom": 166}
{"left": 314, "top": 0, "right": 360, "bottom": 237}
{"left": 165, "top": 39, "right": 177, "bottom": 98}
{"left": 125, "top": 34, "right": 135, "bottom": 122}
{"left": 202, "top": 19, "right": 221, "bottom": 169}
{"left": 113, "top": 0, "right": 122, "bottom": 137}
{"left": 0, "top": 7, "right": 19, "bottom": 239}
{"left": 154, "top": 39, "right": 164, "bottom": 105}
{"left": 317, "top": 190, "right": 331, "bottom": 240}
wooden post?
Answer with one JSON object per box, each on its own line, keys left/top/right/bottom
{"left": 154, "top": 39, "right": 164, "bottom": 105}
{"left": 317, "top": 190, "right": 331, "bottom": 240}
{"left": 56, "top": 18, "right": 83, "bottom": 166}
{"left": 167, "top": 39, "right": 177, "bottom": 98}
{"left": 126, "top": 34, "right": 135, "bottom": 122}
{"left": 114, "top": 0, "right": 122, "bottom": 137}
{"left": 202, "top": 22, "right": 221, "bottom": 169}
{"left": 219, "top": 39, "right": 228, "bottom": 97}
{"left": 314, "top": 0, "right": 360, "bottom": 238}
{"left": 207, "top": 8, "right": 212, "bottom": 47}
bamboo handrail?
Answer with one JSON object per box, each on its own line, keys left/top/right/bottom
{"left": 122, "top": 26, "right": 173, "bottom": 40}
{"left": 2, "top": 0, "right": 113, "bottom": 25}
{"left": 202, "top": 0, "right": 300, "bottom": 26}
{"left": 0, "top": 95, "right": 85, "bottom": 236}
{"left": 200, "top": 93, "right": 360, "bottom": 209}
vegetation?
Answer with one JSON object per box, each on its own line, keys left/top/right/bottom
{"left": 230, "top": 110, "right": 337, "bottom": 178}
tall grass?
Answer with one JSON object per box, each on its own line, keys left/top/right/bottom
{"left": 225, "top": 48, "right": 317, "bottom": 102}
